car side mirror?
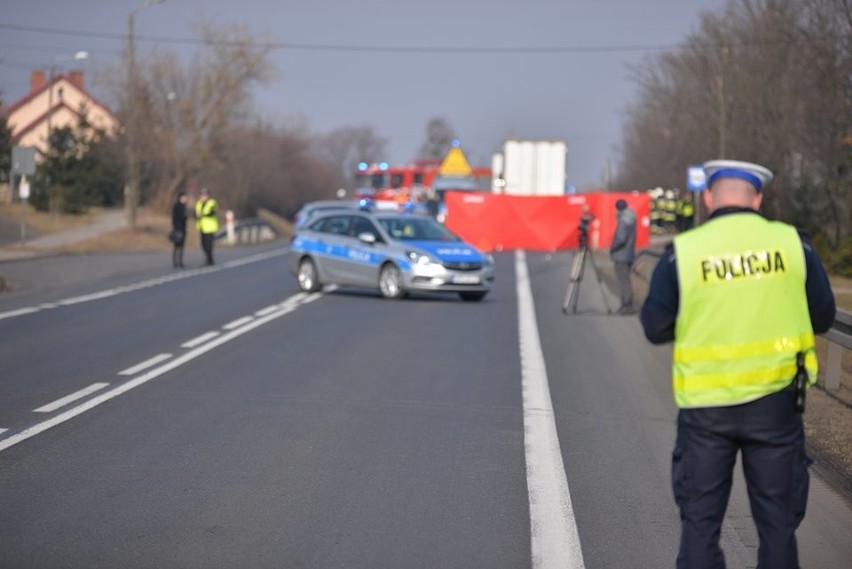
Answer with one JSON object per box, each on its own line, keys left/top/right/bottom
{"left": 358, "top": 232, "right": 377, "bottom": 245}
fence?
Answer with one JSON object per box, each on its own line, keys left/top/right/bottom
{"left": 215, "top": 218, "right": 276, "bottom": 246}
{"left": 824, "top": 308, "right": 852, "bottom": 391}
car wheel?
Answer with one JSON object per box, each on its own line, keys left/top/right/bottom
{"left": 297, "top": 258, "right": 322, "bottom": 292}
{"left": 459, "top": 291, "right": 487, "bottom": 302}
{"left": 379, "top": 263, "right": 405, "bottom": 299}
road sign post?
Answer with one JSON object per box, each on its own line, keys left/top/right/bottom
{"left": 687, "top": 165, "right": 707, "bottom": 226}
{"left": 11, "top": 146, "right": 37, "bottom": 246}
{"left": 19, "top": 177, "right": 31, "bottom": 246}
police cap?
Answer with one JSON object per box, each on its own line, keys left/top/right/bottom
{"left": 703, "top": 160, "right": 773, "bottom": 192}
{"left": 615, "top": 199, "right": 628, "bottom": 210}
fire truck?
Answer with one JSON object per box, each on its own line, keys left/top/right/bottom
{"left": 353, "top": 143, "right": 491, "bottom": 214}
{"left": 354, "top": 159, "right": 441, "bottom": 204}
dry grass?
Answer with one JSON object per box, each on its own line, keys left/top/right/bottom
{"left": 831, "top": 275, "right": 852, "bottom": 311}
{"left": 60, "top": 209, "right": 190, "bottom": 253}
{"left": 56, "top": 208, "right": 293, "bottom": 253}
{"left": 0, "top": 201, "right": 107, "bottom": 235}
{"left": 257, "top": 207, "right": 295, "bottom": 239}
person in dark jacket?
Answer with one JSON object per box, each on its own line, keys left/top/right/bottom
{"left": 170, "top": 191, "right": 188, "bottom": 268}
{"left": 640, "top": 159, "right": 835, "bottom": 569}
{"left": 610, "top": 198, "right": 637, "bottom": 314}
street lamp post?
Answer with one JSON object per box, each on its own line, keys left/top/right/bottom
{"left": 46, "top": 51, "right": 88, "bottom": 147}
{"left": 125, "top": 0, "right": 166, "bottom": 230}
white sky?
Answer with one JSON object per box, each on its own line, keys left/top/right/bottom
{"left": 0, "top": 0, "right": 731, "bottom": 189}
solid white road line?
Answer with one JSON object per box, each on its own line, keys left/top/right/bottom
{"left": 223, "top": 316, "right": 254, "bottom": 330}
{"left": 58, "top": 290, "right": 119, "bottom": 305}
{"left": 181, "top": 331, "right": 220, "bottom": 349}
{"left": 0, "top": 249, "right": 288, "bottom": 322}
{"left": 33, "top": 382, "right": 111, "bottom": 413}
{"left": 0, "top": 429, "right": 7, "bottom": 436}
{"left": 119, "top": 354, "right": 173, "bottom": 376}
{"left": 0, "top": 307, "right": 40, "bottom": 321}
{"left": 515, "top": 250, "right": 586, "bottom": 569}
{"left": 0, "top": 294, "right": 306, "bottom": 453}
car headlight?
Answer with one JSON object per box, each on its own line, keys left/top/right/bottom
{"left": 407, "top": 250, "right": 438, "bottom": 266}
{"left": 482, "top": 254, "right": 495, "bottom": 267}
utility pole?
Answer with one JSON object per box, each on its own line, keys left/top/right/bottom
{"left": 717, "top": 44, "right": 729, "bottom": 160}
{"left": 125, "top": 0, "right": 166, "bottom": 230}
{"left": 46, "top": 51, "right": 88, "bottom": 155}
{"left": 698, "top": 43, "right": 730, "bottom": 226}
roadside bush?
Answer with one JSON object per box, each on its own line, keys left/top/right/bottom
{"left": 32, "top": 124, "right": 123, "bottom": 215}
{"left": 814, "top": 234, "right": 852, "bottom": 278}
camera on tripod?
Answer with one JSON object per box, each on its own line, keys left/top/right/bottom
{"left": 577, "top": 213, "right": 593, "bottom": 248}
{"left": 562, "top": 210, "right": 612, "bottom": 315}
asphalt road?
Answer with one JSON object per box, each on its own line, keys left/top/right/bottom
{"left": 0, "top": 243, "right": 850, "bottom": 568}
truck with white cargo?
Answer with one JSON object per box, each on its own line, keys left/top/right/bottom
{"left": 491, "top": 139, "right": 567, "bottom": 196}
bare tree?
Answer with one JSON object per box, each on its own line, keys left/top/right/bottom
{"left": 316, "top": 125, "right": 387, "bottom": 190}
{"left": 208, "top": 122, "right": 338, "bottom": 218}
{"left": 789, "top": 0, "right": 852, "bottom": 247}
{"left": 252, "top": 127, "right": 339, "bottom": 218}
{"left": 104, "top": 21, "right": 275, "bottom": 214}
{"left": 616, "top": 0, "right": 850, "bottom": 250}
{"left": 418, "top": 117, "right": 457, "bottom": 159}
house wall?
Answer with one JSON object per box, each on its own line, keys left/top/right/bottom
{"left": 9, "top": 74, "right": 119, "bottom": 156}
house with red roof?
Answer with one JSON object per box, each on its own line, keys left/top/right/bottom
{"left": 7, "top": 70, "right": 119, "bottom": 156}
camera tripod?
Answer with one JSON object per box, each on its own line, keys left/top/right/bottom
{"left": 561, "top": 241, "right": 613, "bottom": 315}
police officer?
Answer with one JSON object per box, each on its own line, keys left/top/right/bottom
{"left": 195, "top": 188, "right": 220, "bottom": 266}
{"left": 640, "top": 159, "right": 835, "bottom": 569}
{"left": 661, "top": 189, "right": 678, "bottom": 232}
{"left": 650, "top": 188, "right": 664, "bottom": 234}
{"left": 676, "top": 193, "right": 695, "bottom": 232}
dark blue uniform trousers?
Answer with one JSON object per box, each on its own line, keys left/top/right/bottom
{"left": 672, "top": 386, "right": 811, "bottom": 569}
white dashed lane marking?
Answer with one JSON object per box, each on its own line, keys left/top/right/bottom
{"left": 119, "top": 354, "right": 173, "bottom": 376}
{"left": 0, "top": 291, "right": 322, "bottom": 453}
{"left": 223, "top": 316, "right": 254, "bottom": 330}
{"left": 181, "top": 331, "right": 220, "bottom": 349}
{"left": 254, "top": 305, "right": 281, "bottom": 317}
{"left": 33, "top": 382, "right": 111, "bottom": 414}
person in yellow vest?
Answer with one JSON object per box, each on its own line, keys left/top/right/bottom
{"left": 195, "top": 188, "right": 220, "bottom": 266}
{"left": 640, "top": 160, "right": 835, "bottom": 569}
{"left": 650, "top": 188, "right": 664, "bottom": 234}
{"left": 661, "top": 189, "right": 678, "bottom": 232}
{"left": 677, "top": 193, "right": 695, "bottom": 232}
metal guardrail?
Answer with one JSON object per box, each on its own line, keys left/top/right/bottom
{"left": 632, "top": 248, "right": 850, "bottom": 391}
{"left": 631, "top": 248, "right": 663, "bottom": 281}
{"left": 824, "top": 308, "right": 852, "bottom": 391}
{"left": 214, "top": 218, "right": 276, "bottom": 245}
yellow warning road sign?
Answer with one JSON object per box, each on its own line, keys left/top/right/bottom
{"left": 439, "top": 146, "right": 473, "bottom": 177}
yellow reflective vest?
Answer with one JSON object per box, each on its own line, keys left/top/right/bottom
{"left": 195, "top": 198, "right": 220, "bottom": 234}
{"left": 672, "top": 212, "right": 817, "bottom": 408}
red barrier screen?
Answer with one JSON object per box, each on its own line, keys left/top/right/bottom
{"left": 444, "top": 192, "right": 651, "bottom": 252}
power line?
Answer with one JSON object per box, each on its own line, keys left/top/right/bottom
{"left": 0, "top": 22, "right": 844, "bottom": 55}
{"left": 0, "top": 22, "right": 690, "bottom": 54}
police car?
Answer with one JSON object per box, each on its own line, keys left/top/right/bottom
{"left": 293, "top": 199, "right": 362, "bottom": 228}
{"left": 288, "top": 209, "right": 495, "bottom": 301}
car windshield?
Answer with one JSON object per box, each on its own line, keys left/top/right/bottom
{"left": 378, "top": 216, "right": 460, "bottom": 242}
